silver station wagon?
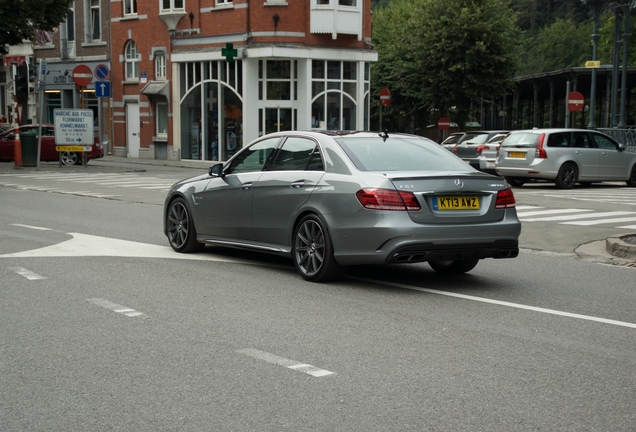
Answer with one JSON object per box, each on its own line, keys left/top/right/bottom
{"left": 164, "top": 131, "right": 521, "bottom": 282}
{"left": 496, "top": 128, "right": 636, "bottom": 188}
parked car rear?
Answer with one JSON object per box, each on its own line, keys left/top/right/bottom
{"left": 453, "top": 131, "right": 508, "bottom": 169}
{"left": 495, "top": 128, "right": 636, "bottom": 188}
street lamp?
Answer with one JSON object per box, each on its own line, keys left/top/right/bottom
{"left": 582, "top": 0, "right": 606, "bottom": 129}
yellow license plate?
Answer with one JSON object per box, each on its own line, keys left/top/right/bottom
{"left": 508, "top": 151, "right": 525, "bottom": 158}
{"left": 434, "top": 196, "right": 480, "bottom": 211}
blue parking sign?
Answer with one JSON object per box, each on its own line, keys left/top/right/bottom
{"left": 95, "top": 81, "right": 110, "bottom": 97}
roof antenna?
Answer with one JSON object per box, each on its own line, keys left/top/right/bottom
{"left": 379, "top": 129, "right": 389, "bottom": 142}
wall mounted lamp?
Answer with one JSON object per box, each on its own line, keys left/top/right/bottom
{"left": 273, "top": 14, "right": 280, "bottom": 32}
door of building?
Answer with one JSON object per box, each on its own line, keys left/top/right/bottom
{"left": 126, "top": 102, "right": 140, "bottom": 158}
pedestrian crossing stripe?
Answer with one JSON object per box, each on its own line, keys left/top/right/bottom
{"left": 516, "top": 205, "right": 636, "bottom": 230}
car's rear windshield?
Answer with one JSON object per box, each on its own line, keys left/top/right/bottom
{"left": 335, "top": 136, "right": 470, "bottom": 172}
{"left": 500, "top": 132, "right": 540, "bottom": 148}
{"left": 461, "top": 133, "right": 490, "bottom": 144}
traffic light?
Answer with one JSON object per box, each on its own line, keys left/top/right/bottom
{"left": 15, "top": 62, "right": 29, "bottom": 100}
{"left": 28, "top": 63, "right": 36, "bottom": 83}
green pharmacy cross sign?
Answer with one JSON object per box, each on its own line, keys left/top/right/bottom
{"left": 222, "top": 43, "right": 238, "bottom": 63}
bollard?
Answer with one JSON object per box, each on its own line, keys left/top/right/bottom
{"left": 13, "top": 126, "right": 22, "bottom": 167}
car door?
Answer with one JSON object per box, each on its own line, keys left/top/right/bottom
{"left": 252, "top": 136, "right": 325, "bottom": 246}
{"left": 198, "top": 137, "right": 280, "bottom": 240}
{"left": 570, "top": 131, "right": 600, "bottom": 179}
{"left": 0, "top": 130, "right": 13, "bottom": 160}
{"left": 40, "top": 126, "right": 58, "bottom": 161}
{"left": 591, "top": 132, "right": 629, "bottom": 180}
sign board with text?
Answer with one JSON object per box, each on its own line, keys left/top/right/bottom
{"left": 53, "top": 109, "right": 94, "bottom": 145}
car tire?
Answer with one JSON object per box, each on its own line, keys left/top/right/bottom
{"left": 555, "top": 162, "right": 577, "bottom": 189}
{"left": 60, "top": 151, "right": 79, "bottom": 166}
{"left": 293, "top": 214, "right": 345, "bottom": 282}
{"left": 166, "top": 198, "right": 205, "bottom": 253}
{"left": 627, "top": 165, "right": 636, "bottom": 187}
{"left": 504, "top": 177, "right": 526, "bottom": 188}
{"left": 428, "top": 259, "right": 479, "bottom": 274}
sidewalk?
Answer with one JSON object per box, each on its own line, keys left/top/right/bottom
{"left": 0, "top": 154, "right": 213, "bottom": 174}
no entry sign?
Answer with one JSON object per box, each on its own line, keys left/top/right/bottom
{"left": 380, "top": 88, "right": 391, "bottom": 107}
{"left": 73, "top": 64, "right": 93, "bottom": 87}
{"left": 438, "top": 117, "right": 451, "bottom": 130}
{"left": 567, "top": 91, "right": 585, "bottom": 112}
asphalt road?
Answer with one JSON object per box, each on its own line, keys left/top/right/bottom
{"left": 1, "top": 164, "right": 635, "bottom": 430}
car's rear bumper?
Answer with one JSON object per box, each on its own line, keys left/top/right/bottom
{"left": 328, "top": 211, "right": 521, "bottom": 266}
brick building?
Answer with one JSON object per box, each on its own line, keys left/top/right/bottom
{"left": 3, "top": 1, "right": 113, "bottom": 147}
{"left": 110, "top": 0, "right": 377, "bottom": 161}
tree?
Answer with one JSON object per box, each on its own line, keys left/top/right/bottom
{"left": 0, "top": 0, "right": 71, "bottom": 55}
{"left": 372, "top": 0, "right": 521, "bottom": 130}
{"left": 520, "top": 18, "right": 592, "bottom": 75}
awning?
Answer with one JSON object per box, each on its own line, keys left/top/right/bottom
{"left": 140, "top": 81, "right": 169, "bottom": 99}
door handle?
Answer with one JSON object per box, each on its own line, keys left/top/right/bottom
{"left": 291, "top": 180, "right": 306, "bottom": 188}
{"left": 241, "top": 182, "right": 253, "bottom": 190}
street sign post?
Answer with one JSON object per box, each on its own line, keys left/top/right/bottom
{"left": 95, "top": 81, "right": 110, "bottom": 98}
{"left": 72, "top": 64, "right": 93, "bottom": 87}
{"left": 54, "top": 108, "right": 94, "bottom": 167}
{"left": 567, "top": 91, "right": 585, "bottom": 112}
{"left": 380, "top": 88, "right": 391, "bottom": 107}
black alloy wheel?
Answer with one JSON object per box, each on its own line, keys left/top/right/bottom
{"left": 554, "top": 162, "right": 577, "bottom": 189}
{"left": 428, "top": 259, "right": 480, "bottom": 274}
{"left": 627, "top": 165, "right": 636, "bottom": 187}
{"left": 505, "top": 177, "right": 526, "bottom": 188}
{"left": 293, "top": 214, "right": 344, "bottom": 282}
{"left": 166, "top": 198, "right": 204, "bottom": 253}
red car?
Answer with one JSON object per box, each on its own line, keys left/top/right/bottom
{"left": 0, "top": 124, "right": 104, "bottom": 166}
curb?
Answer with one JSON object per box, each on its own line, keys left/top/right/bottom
{"left": 606, "top": 235, "right": 636, "bottom": 260}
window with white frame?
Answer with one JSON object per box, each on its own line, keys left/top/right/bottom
{"left": 162, "top": 0, "right": 184, "bottom": 11}
{"left": 156, "top": 103, "right": 168, "bottom": 136}
{"left": 66, "top": 3, "right": 75, "bottom": 42}
{"left": 216, "top": 0, "right": 232, "bottom": 5}
{"left": 85, "top": 0, "right": 101, "bottom": 42}
{"left": 155, "top": 52, "right": 166, "bottom": 79}
{"left": 125, "top": 41, "right": 139, "bottom": 80}
{"left": 124, "top": 0, "right": 137, "bottom": 15}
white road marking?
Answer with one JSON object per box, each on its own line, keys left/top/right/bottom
{"left": 87, "top": 298, "right": 144, "bottom": 317}
{"left": 519, "top": 211, "right": 636, "bottom": 222}
{"left": 516, "top": 208, "right": 592, "bottom": 217}
{"left": 237, "top": 348, "right": 335, "bottom": 377}
{"left": 0, "top": 228, "right": 262, "bottom": 265}
{"left": 618, "top": 224, "right": 636, "bottom": 229}
{"left": 12, "top": 224, "right": 53, "bottom": 231}
{"left": 564, "top": 216, "right": 636, "bottom": 226}
{"left": 8, "top": 266, "right": 47, "bottom": 280}
{"left": 350, "top": 277, "right": 636, "bottom": 329}
{"left": 515, "top": 205, "right": 543, "bottom": 210}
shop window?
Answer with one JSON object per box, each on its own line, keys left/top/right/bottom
{"left": 125, "top": 40, "right": 139, "bottom": 80}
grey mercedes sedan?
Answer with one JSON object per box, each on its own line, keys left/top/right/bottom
{"left": 164, "top": 131, "right": 521, "bottom": 282}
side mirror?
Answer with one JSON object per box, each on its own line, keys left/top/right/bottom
{"left": 209, "top": 162, "right": 225, "bottom": 177}
{"left": 618, "top": 143, "right": 626, "bottom": 152}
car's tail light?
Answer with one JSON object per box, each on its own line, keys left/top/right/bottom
{"left": 452, "top": 144, "right": 458, "bottom": 153}
{"left": 476, "top": 145, "right": 490, "bottom": 155}
{"left": 535, "top": 133, "right": 547, "bottom": 158}
{"left": 495, "top": 188, "right": 516, "bottom": 209}
{"left": 356, "top": 188, "right": 421, "bottom": 211}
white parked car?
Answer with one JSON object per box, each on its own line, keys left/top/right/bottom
{"left": 495, "top": 128, "right": 636, "bottom": 188}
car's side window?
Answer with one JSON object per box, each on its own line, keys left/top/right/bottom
{"left": 572, "top": 132, "right": 593, "bottom": 148}
{"left": 547, "top": 133, "right": 570, "bottom": 148}
{"left": 227, "top": 138, "right": 279, "bottom": 174}
{"left": 592, "top": 134, "right": 618, "bottom": 150}
{"left": 267, "top": 137, "right": 322, "bottom": 171}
